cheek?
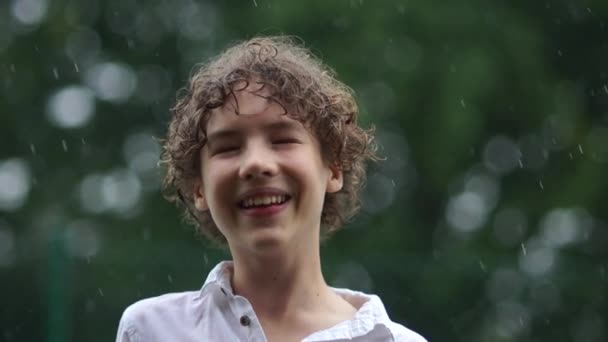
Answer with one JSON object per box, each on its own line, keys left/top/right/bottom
{"left": 202, "top": 161, "right": 235, "bottom": 204}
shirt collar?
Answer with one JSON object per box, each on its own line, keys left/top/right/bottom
{"left": 197, "top": 261, "right": 235, "bottom": 299}
{"left": 196, "top": 261, "right": 393, "bottom": 339}
{"left": 305, "top": 288, "right": 393, "bottom": 340}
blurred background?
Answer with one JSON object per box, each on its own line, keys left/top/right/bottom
{"left": 1, "top": 0, "right": 608, "bottom": 341}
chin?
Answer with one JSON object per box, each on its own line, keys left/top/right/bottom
{"left": 246, "top": 229, "right": 292, "bottom": 253}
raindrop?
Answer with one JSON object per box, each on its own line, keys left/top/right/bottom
{"left": 541, "top": 115, "right": 575, "bottom": 151}
{"left": 252, "top": 0, "right": 258, "bottom": 6}
{"left": 493, "top": 207, "right": 527, "bottom": 247}
{"left": 52, "top": 67, "right": 59, "bottom": 79}
{"left": 85, "top": 299, "right": 96, "bottom": 313}
{"left": 486, "top": 268, "right": 526, "bottom": 303}
{"left": 98, "top": 288, "right": 104, "bottom": 296}
{"left": 61, "top": 139, "right": 68, "bottom": 152}
{"left": 494, "top": 301, "right": 530, "bottom": 338}
{"left": 483, "top": 135, "right": 521, "bottom": 174}
{"left": 539, "top": 180, "right": 544, "bottom": 190}
{"left": 460, "top": 99, "right": 466, "bottom": 108}
{"left": 519, "top": 244, "right": 556, "bottom": 277}
{"left": 142, "top": 226, "right": 150, "bottom": 241}
{"left": 167, "top": 274, "right": 173, "bottom": 283}
{"left": 586, "top": 126, "right": 608, "bottom": 163}
{"left": 518, "top": 134, "right": 547, "bottom": 170}
{"left": 521, "top": 243, "right": 527, "bottom": 256}
{"left": 64, "top": 27, "right": 101, "bottom": 65}
{"left": 123, "top": 132, "right": 161, "bottom": 191}
{"left": 578, "top": 144, "right": 584, "bottom": 155}
{"left": 0, "top": 228, "right": 16, "bottom": 268}
{"left": 29, "top": 143, "right": 36, "bottom": 155}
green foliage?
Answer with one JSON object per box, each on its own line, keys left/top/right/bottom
{"left": 1, "top": 0, "right": 607, "bottom": 341}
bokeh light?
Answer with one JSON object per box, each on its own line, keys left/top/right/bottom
{"left": 84, "top": 62, "right": 137, "bottom": 103}
{"left": 0, "top": 159, "right": 31, "bottom": 212}
{"left": 46, "top": 85, "right": 96, "bottom": 129}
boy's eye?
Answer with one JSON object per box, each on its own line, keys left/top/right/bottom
{"left": 272, "top": 138, "right": 300, "bottom": 145}
{"left": 212, "top": 145, "right": 239, "bottom": 155}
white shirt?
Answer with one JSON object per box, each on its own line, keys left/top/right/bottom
{"left": 116, "top": 261, "right": 426, "bottom": 342}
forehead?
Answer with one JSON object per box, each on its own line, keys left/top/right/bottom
{"left": 205, "top": 83, "right": 306, "bottom": 136}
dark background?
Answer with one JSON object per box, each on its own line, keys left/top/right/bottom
{"left": 1, "top": 0, "right": 607, "bottom": 341}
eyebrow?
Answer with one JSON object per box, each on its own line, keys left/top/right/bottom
{"left": 206, "top": 120, "right": 303, "bottom": 143}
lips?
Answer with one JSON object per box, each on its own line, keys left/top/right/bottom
{"left": 236, "top": 187, "right": 292, "bottom": 217}
{"left": 240, "top": 194, "right": 289, "bottom": 208}
{"left": 236, "top": 187, "right": 291, "bottom": 208}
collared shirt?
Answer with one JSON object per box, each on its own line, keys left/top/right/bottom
{"left": 116, "top": 261, "right": 426, "bottom": 342}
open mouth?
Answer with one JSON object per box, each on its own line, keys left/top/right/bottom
{"left": 238, "top": 194, "right": 291, "bottom": 209}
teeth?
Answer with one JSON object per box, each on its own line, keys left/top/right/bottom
{"left": 242, "top": 195, "right": 287, "bottom": 208}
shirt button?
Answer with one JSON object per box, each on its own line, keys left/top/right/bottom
{"left": 240, "top": 315, "right": 251, "bottom": 326}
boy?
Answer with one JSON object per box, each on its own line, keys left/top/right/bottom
{"left": 116, "top": 36, "right": 426, "bottom": 342}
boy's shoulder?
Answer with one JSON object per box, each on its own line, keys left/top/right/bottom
{"left": 119, "top": 290, "right": 201, "bottom": 325}
{"left": 122, "top": 290, "right": 200, "bottom": 315}
{"left": 331, "top": 287, "right": 427, "bottom": 342}
{"left": 117, "top": 291, "right": 205, "bottom": 342}
{"left": 385, "top": 321, "right": 428, "bottom": 342}
{"left": 121, "top": 261, "right": 230, "bottom": 323}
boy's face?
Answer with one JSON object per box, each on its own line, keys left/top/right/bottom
{"left": 193, "top": 83, "right": 343, "bottom": 253}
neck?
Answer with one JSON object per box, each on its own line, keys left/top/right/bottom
{"left": 229, "top": 240, "right": 332, "bottom": 319}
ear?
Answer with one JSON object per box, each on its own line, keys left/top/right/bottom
{"left": 193, "top": 180, "right": 208, "bottom": 211}
{"left": 326, "top": 164, "right": 343, "bottom": 193}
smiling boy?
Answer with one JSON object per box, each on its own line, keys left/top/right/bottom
{"left": 116, "top": 36, "right": 426, "bottom": 342}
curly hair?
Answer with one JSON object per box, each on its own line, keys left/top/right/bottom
{"left": 160, "top": 36, "right": 378, "bottom": 245}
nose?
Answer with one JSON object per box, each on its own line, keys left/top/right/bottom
{"left": 238, "top": 142, "right": 278, "bottom": 180}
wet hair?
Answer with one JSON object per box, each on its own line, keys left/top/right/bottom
{"left": 160, "top": 35, "right": 378, "bottom": 245}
